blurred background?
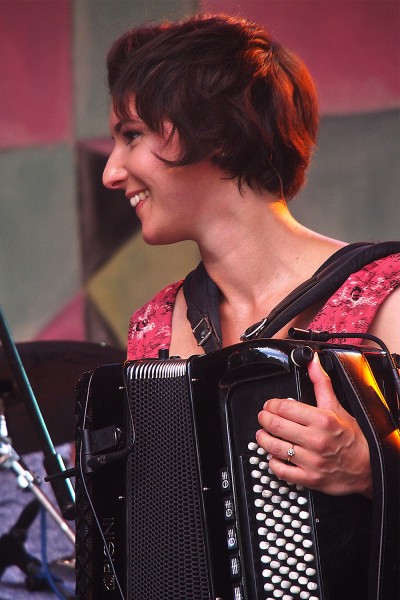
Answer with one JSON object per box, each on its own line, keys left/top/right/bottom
{"left": 1, "top": 0, "right": 399, "bottom": 349}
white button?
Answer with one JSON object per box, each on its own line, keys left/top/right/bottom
{"left": 284, "top": 528, "right": 294, "bottom": 537}
{"left": 285, "top": 543, "right": 296, "bottom": 552}
{"left": 270, "top": 560, "right": 280, "bottom": 569}
{"left": 307, "top": 582, "right": 318, "bottom": 591}
{"left": 304, "top": 553, "right": 315, "bottom": 562}
{"left": 290, "top": 586, "right": 301, "bottom": 594}
{"left": 262, "top": 569, "right": 272, "bottom": 578}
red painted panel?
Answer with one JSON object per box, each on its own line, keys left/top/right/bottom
{"left": 201, "top": 1, "right": 399, "bottom": 114}
{"left": 35, "top": 291, "right": 85, "bottom": 341}
{"left": 0, "top": 0, "right": 72, "bottom": 148}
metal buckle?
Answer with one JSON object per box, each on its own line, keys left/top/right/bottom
{"left": 240, "top": 317, "right": 269, "bottom": 341}
{"left": 192, "top": 317, "right": 213, "bottom": 346}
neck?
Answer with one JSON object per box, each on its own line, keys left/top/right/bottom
{"left": 197, "top": 195, "right": 342, "bottom": 310}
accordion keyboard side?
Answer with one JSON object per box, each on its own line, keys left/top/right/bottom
{"left": 75, "top": 370, "right": 95, "bottom": 600}
{"left": 75, "top": 364, "right": 128, "bottom": 600}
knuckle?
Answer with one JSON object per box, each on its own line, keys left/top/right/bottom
{"left": 317, "top": 410, "right": 337, "bottom": 431}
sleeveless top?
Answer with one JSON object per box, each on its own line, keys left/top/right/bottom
{"left": 127, "top": 254, "right": 400, "bottom": 360}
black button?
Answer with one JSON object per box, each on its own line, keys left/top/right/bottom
{"left": 226, "top": 525, "right": 238, "bottom": 550}
{"left": 233, "top": 583, "right": 245, "bottom": 599}
{"left": 229, "top": 554, "right": 241, "bottom": 578}
{"left": 224, "top": 496, "right": 235, "bottom": 521}
{"left": 221, "top": 467, "right": 232, "bottom": 492}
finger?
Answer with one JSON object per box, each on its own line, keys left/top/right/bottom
{"left": 255, "top": 428, "right": 300, "bottom": 464}
{"left": 258, "top": 403, "right": 311, "bottom": 448}
{"left": 261, "top": 396, "right": 322, "bottom": 429}
{"left": 307, "top": 352, "right": 342, "bottom": 411}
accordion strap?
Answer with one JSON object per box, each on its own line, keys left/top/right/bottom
{"left": 183, "top": 241, "right": 400, "bottom": 352}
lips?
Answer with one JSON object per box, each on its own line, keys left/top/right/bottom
{"left": 129, "top": 189, "right": 150, "bottom": 208}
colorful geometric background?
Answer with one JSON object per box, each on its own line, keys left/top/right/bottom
{"left": 1, "top": 0, "right": 399, "bottom": 351}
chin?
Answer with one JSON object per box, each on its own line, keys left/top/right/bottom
{"left": 141, "top": 230, "right": 188, "bottom": 246}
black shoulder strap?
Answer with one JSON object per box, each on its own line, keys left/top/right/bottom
{"left": 183, "top": 262, "right": 222, "bottom": 352}
{"left": 183, "top": 241, "right": 400, "bottom": 351}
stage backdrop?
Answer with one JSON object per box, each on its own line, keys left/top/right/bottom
{"left": 0, "top": 0, "right": 398, "bottom": 350}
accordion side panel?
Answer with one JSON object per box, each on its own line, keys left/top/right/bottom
{"left": 75, "top": 371, "right": 95, "bottom": 600}
{"left": 75, "top": 365, "right": 128, "bottom": 600}
{"left": 125, "top": 367, "right": 211, "bottom": 599}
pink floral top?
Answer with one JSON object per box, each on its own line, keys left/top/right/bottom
{"left": 127, "top": 254, "right": 400, "bottom": 360}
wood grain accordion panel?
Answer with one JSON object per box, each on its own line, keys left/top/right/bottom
{"left": 75, "top": 339, "right": 399, "bottom": 600}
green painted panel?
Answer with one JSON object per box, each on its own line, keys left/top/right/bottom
{"left": 292, "top": 109, "right": 400, "bottom": 242}
{"left": 74, "top": 0, "right": 199, "bottom": 139}
{"left": 0, "top": 144, "right": 80, "bottom": 340}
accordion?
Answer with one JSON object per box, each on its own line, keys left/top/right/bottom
{"left": 75, "top": 339, "right": 399, "bottom": 600}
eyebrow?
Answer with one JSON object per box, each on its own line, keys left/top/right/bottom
{"left": 114, "top": 115, "right": 143, "bottom": 133}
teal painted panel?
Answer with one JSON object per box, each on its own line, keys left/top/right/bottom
{"left": 292, "top": 109, "right": 400, "bottom": 242}
{"left": 0, "top": 144, "right": 80, "bottom": 340}
{"left": 74, "top": 0, "right": 199, "bottom": 139}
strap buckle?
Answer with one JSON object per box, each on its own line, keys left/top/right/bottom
{"left": 240, "top": 317, "right": 269, "bottom": 341}
{"left": 192, "top": 317, "right": 213, "bottom": 347}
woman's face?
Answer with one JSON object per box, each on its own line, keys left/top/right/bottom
{"left": 103, "top": 102, "right": 225, "bottom": 245}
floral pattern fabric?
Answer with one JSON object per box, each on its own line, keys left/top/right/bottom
{"left": 127, "top": 254, "right": 400, "bottom": 359}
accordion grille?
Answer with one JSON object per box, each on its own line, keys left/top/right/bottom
{"left": 126, "top": 373, "right": 211, "bottom": 600}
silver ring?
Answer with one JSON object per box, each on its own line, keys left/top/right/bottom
{"left": 287, "top": 445, "right": 295, "bottom": 462}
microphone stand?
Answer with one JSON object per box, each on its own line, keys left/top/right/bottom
{"left": 0, "top": 304, "right": 75, "bottom": 520}
{"left": 0, "top": 428, "right": 75, "bottom": 546}
{"left": 0, "top": 403, "right": 75, "bottom": 592}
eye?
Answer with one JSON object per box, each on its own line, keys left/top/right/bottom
{"left": 123, "top": 129, "right": 141, "bottom": 146}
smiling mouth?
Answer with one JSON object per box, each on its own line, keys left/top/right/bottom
{"left": 130, "top": 189, "right": 150, "bottom": 208}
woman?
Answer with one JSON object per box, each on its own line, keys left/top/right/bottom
{"left": 102, "top": 14, "right": 400, "bottom": 501}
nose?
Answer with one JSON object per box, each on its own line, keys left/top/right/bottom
{"left": 102, "top": 149, "right": 128, "bottom": 190}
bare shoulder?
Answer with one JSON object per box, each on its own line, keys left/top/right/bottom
{"left": 368, "top": 286, "right": 400, "bottom": 354}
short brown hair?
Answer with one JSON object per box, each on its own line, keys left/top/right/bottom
{"left": 107, "top": 14, "right": 318, "bottom": 198}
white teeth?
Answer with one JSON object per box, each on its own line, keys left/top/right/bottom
{"left": 130, "top": 189, "right": 150, "bottom": 208}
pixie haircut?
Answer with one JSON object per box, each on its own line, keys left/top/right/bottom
{"left": 107, "top": 14, "right": 318, "bottom": 199}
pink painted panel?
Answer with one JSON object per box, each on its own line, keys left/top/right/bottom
{"left": 35, "top": 291, "right": 86, "bottom": 341}
{"left": 0, "top": 0, "right": 72, "bottom": 148}
{"left": 201, "top": 1, "right": 400, "bottom": 114}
